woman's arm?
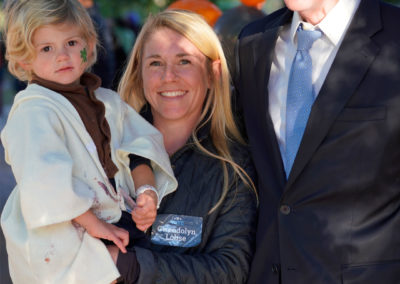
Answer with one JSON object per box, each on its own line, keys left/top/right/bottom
{"left": 139, "top": 179, "right": 257, "bottom": 284}
{"left": 115, "top": 157, "right": 258, "bottom": 284}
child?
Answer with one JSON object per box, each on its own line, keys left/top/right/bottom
{"left": 0, "top": 1, "right": 177, "bottom": 283}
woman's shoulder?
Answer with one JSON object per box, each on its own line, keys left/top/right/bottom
{"left": 229, "top": 140, "right": 253, "bottom": 167}
{"left": 227, "top": 141, "right": 257, "bottom": 197}
{"left": 198, "top": 134, "right": 255, "bottom": 179}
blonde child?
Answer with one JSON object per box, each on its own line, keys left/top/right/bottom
{"left": 1, "top": 0, "right": 177, "bottom": 283}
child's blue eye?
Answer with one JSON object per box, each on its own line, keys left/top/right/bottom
{"left": 68, "top": 40, "right": 77, "bottom": 46}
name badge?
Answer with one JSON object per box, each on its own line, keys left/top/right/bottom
{"left": 151, "top": 214, "right": 202, "bottom": 247}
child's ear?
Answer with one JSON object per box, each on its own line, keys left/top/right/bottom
{"left": 87, "top": 41, "right": 95, "bottom": 62}
{"left": 18, "top": 61, "right": 31, "bottom": 71}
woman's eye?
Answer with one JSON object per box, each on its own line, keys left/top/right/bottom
{"left": 149, "top": 61, "right": 161, "bottom": 67}
{"left": 179, "top": 59, "right": 190, "bottom": 65}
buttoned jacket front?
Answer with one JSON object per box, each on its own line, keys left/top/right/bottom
{"left": 235, "top": 0, "right": 400, "bottom": 283}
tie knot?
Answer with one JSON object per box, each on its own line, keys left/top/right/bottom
{"left": 296, "top": 24, "right": 322, "bottom": 51}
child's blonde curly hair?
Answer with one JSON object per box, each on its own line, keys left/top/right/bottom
{"left": 4, "top": 0, "right": 98, "bottom": 82}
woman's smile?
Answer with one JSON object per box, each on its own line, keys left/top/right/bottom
{"left": 159, "top": 90, "right": 186, "bottom": 98}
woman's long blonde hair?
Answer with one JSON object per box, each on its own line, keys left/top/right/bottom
{"left": 119, "top": 10, "right": 256, "bottom": 213}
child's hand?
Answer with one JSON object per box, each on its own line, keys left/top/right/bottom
{"left": 132, "top": 191, "right": 157, "bottom": 231}
{"left": 87, "top": 219, "right": 129, "bottom": 253}
{"left": 73, "top": 210, "right": 129, "bottom": 253}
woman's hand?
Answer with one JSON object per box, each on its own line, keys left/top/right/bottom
{"left": 132, "top": 191, "right": 157, "bottom": 231}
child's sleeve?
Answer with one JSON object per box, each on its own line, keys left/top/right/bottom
{"left": 129, "top": 154, "right": 152, "bottom": 171}
{"left": 1, "top": 101, "right": 94, "bottom": 229}
{"left": 117, "top": 102, "right": 178, "bottom": 206}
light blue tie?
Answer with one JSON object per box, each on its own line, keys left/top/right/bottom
{"left": 285, "top": 25, "right": 322, "bottom": 177}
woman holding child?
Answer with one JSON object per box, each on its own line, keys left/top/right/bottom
{"left": 1, "top": 0, "right": 257, "bottom": 282}
{"left": 107, "top": 10, "right": 258, "bottom": 284}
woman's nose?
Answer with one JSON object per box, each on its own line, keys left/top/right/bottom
{"left": 162, "top": 65, "right": 178, "bottom": 81}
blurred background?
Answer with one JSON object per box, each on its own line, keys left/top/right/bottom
{"left": 0, "top": 0, "right": 399, "bottom": 282}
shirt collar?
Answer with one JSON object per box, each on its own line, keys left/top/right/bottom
{"left": 289, "top": 0, "right": 361, "bottom": 46}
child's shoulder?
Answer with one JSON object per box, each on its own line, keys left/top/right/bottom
{"left": 10, "top": 83, "right": 75, "bottom": 119}
{"left": 4, "top": 85, "right": 65, "bottom": 133}
{"left": 12, "top": 83, "right": 58, "bottom": 107}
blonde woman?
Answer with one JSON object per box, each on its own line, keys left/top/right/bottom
{"left": 108, "top": 10, "right": 258, "bottom": 284}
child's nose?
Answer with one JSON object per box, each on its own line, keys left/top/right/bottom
{"left": 56, "top": 47, "right": 69, "bottom": 61}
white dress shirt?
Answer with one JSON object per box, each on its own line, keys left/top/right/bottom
{"left": 268, "top": 0, "right": 361, "bottom": 158}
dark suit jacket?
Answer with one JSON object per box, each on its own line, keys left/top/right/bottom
{"left": 234, "top": 1, "right": 400, "bottom": 283}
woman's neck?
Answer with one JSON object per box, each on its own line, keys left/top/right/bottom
{"left": 153, "top": 118, "right": 198, "bottom": 156}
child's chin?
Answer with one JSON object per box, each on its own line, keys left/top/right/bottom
{"left": 56, "top": 78, "right": 80, "bottom": 85}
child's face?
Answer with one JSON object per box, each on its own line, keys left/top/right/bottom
{"left": 22, "top": 23, "right": 92, "bottom": 85}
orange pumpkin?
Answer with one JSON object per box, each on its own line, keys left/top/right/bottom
{"left": 240, "top": 0, "right": 265, "bottom": 8}
{"left": 167, "top": 0, "right": 222, "bottom": 27}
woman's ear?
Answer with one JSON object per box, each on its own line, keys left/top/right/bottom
{"left": 209, "top": 59, "right": 221, "bottom": 87}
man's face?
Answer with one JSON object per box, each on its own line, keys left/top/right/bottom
{"left": 284, "top": 0, "right": 322, "bottom": 13}
{"left": 284, "top": 0, "right": 338, "bottom": 24}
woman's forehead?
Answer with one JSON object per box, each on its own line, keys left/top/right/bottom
{"left": 143, "top": 28, "right": 204, "bottom": 58}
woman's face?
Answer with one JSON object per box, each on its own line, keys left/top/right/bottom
{"left": 141, "top": 27, "right": 210, "bottom": 126}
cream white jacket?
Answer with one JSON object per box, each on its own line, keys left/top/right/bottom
{"left": 1, "top": 84, "right": 177, "bottom": 284}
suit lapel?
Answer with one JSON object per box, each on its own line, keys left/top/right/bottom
{"left": 286, "top": 0, "right": 382, "bottom": 188}
{"left": 252, "top": 10, "right": 293, "bottom": 188}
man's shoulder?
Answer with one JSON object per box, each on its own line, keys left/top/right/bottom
{"left": 239, "top": 7, "right": 290, "bottom": 39}
{"left": 370, "top": 0, "right": 400, "bottom": 46}
{"left": 380, "top": 0, "right": 400, "bottom": 24}
{"left": 381, "top": 0, "right": 400, "bottom": 13}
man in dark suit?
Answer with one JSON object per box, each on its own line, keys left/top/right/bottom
{"left": 234, "top": 0, "right": 400, "bottom": 283}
